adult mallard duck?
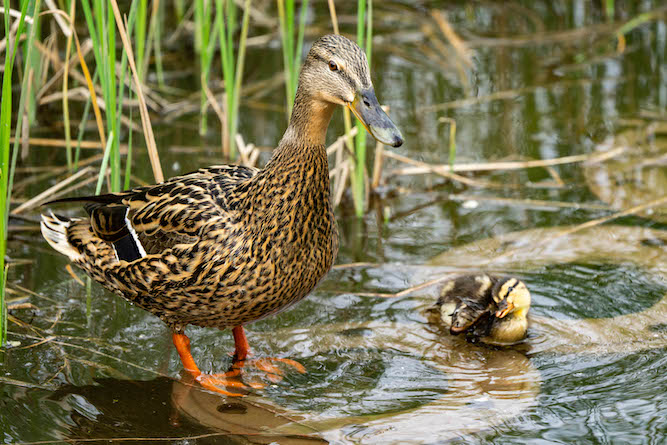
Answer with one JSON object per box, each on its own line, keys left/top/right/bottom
{"left": 40, "top": 34, "right": 403, "bottom": 395}
{"left": 429, "top": 274, "right": 531, "bottom": 344}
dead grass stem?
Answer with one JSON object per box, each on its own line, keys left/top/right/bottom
{"left": 11, "top": 166, "right": 94, "bottom": 214}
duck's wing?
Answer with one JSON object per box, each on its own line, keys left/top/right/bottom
{"left": 42, "top": 165, "right": 258, "bottom": 263}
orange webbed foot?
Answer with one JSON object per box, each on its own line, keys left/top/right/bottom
{"left": 193, "top": 357, "right": 305, "bottom": 395}
{"left": 195, "top": 369, "right": 260, "bottom": 396}
{"left": 232, "top": 356, "right": 307, "bottom": 384}
{"left": 172, "top": 329, "right": 306, "bottom": 397}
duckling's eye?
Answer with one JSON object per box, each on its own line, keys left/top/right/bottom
{"left": 328, "top": 60, "right": 338, "bottom": 71}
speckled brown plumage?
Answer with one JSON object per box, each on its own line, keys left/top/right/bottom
{"left": 41, "top": 34, "right": 402, "bottom": 341}
{"left": 53, "top": 149, "right": 337, "bottom": 333}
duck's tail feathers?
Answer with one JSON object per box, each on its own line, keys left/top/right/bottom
{"left": 40, "top": 211, "right": 83, "bottom": 262}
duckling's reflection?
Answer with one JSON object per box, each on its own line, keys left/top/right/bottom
{"left": 254, "top": 320, "right": 541, "bottom": 443}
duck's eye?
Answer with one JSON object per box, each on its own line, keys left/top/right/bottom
{"left": 328, "top": 60, "right": 338, "bottom": 71}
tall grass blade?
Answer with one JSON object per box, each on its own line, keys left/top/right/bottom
{"left": 0, "top": 266, "right": 6, "bottom": 345}
{"left": 1, "top": 0, "right": 32, "bottom": 346}
{"left": 216, "top": 0, "right": 250, "bottom": 159}
{"left": 605, "top": 0, "right": 615, "bottom": 21}
{"left": 74, "top": 69, "right": 99, "bottom": 170}
{"left": 124, "top": 108, "right": 134, "bottom": 189}
{"left": 277, "top": 0, "right": 291, "bottom": 116}
{"left": 174, "top": 0, "right": 185, "bottom": 22}
{"left": 95, "top": 132, "right": 115, "bottom": 194}
{"left": 135, "top": 0, "right": 148, "bottom": 81}
{"left": 21, "top": 1, "right": 41, "bottom": 126}
{"left": 7, "top": 0, "right": 40, "bottom": 215}
{"left": 278, "top": 0, "right": 309, "bottom": 117}
{"left": 230, "top": 0, "right": 251, "bottom": 157}
{"left": 196, "top": 0, "right": 215, "bottom": 135}
{"left": 151, "top": 0, "right": 165, "bottom": 87}
{"left": 110, "top": 0, "right": 164, "bottom": 183}
{"left": 81, "top": 0, "right": 121, "bottom": 190}
{"left": 115, "top": 0, "right": 140, "bottom": 187}
{"left": 351, "top": 0, "right": 371, "bottom": 217}
{"left": 438, "top": 117, "right": 457, "bottom": 169}
{"left": 63, "top": 0, "right": 76, "bottom": 170}
{"left": 75, "top": 5, "right": 107, "bottom": 149}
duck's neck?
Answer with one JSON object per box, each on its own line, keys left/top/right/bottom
{"left": 279, "top": 91, "right": 337, "bottom": 153}
{"left": 259, "top": 91, "right": 335, "bottom": 196}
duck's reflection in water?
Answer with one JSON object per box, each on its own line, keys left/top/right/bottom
{"left": 52, "top": 376, "right": 328, "bottom": 444}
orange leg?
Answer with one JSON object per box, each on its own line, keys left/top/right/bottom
{"left": 172, "top": 333, "right": 201, "bottom": 377}
{"left": 232, "top": 325, "right": 250, "bottom": 361}
{"left": 230, "top": 325, "right": 306, "bottom": 379}
{"left": 172, "top": 332, "right": 247, "bottom": 396}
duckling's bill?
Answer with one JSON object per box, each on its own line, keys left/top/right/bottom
{"left": 347, "top": 88, "right": 403, "bottom": 147}
{"left": 495, "top": 300, "right": 514, "bottom": 318}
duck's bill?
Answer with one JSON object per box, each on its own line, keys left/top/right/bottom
{"left": 347, "top": 89, "right": 403, "bottom": 147}
{"left": 495, "top": 302, "right": 514, "bottom": 318}
{"left": 449, "top": 324, "right": 468, "bottom": 335}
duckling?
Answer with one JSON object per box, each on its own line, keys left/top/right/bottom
{"left": 432, "top": 275, "right": 531, "bottom": 344}
{"left": 40, "top": 34, "right": 403, "bottom": 395}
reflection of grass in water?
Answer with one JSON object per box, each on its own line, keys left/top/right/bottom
{"left": 525, "top": 262, "right": 667, "bottom": 320}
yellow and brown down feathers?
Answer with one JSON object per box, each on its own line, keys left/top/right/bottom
{"left": 432, "top": 274, "right": 531, "bottom": 344}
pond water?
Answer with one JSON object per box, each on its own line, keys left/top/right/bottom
{"left": 3, "top": 1, "right": 667, "bottom": 444}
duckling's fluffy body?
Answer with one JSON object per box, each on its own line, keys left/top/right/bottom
{"left": 433, "top": 274, "right": 531, "bottom": 344}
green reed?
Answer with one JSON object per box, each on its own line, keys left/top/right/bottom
{"left": 115, "top": 1, "right": 139, "bottom": 189}
{"left": 8, "top": 0, "right": 40, "bottom": 210}
{"left": 277, "top": 0, "right": 309, "bottom": 117}
{"left": 21, "top": 0, "right": 42, "bottom": 127}
{"left": 1, "top": 0, "right": 35, "bottom": 346}
{"left": 605, "top": 0, "right": 615, "bottom": 21}
{"left": 78, "top": 0, "right": 141, "bottom": 192}
{"left": 150, "top": 0, "right": 165, "bottom": 87}
{"left": 74, "top": 69, "right": 99, "bottom": 170}
{"left": 217, "top": 0, "right": 251, "bottom": 158}
{"left": 350, "top": 0, "right": 372, "bottom": 217}
{"left": 80, "top": 0, "right": 122, "bottom": 192}
{"left": 174, "top": 0, "right": 186, "bottom": 22}
{"left": 196, "top": 0, "right": 216, "bottom": 135}
{"left": 62, "top": 1, "right": 76, "bottom": 170}
{"left": 136, "top": 1, "right": 164, "bottom": 87}
{"left": 135, "top": 0, "right": 148, "bottom": 81}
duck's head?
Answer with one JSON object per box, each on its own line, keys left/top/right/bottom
{"left": 492, "top": 278, "right": 531, "bottom": 319}
{"left": 298, "top": 34, "right": 403, "bottom": 147}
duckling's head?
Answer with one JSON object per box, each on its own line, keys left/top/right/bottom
{"left": 297, "top": 34, "right": 403, "bottom": 147}
{"left": 492, "top": 278, "right": 531, "bottom": 319}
